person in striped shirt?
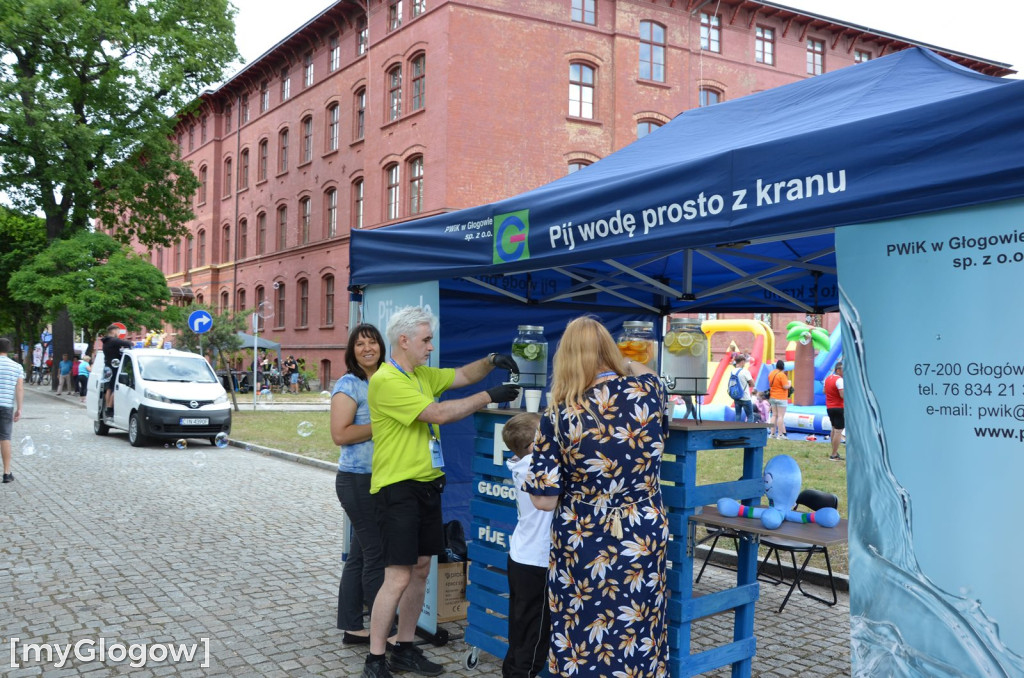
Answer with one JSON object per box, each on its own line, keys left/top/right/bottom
{"left": 0, "top": 337, "right": 26, "bottom": 483}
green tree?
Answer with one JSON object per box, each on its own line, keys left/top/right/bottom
{"left": 0, "top": 0, "right": 239, "bottom": 363}
{"left": 167, "top": 303, "right": 245, "bottom": 410}
{"left": 0, "top": 206, "right": 48, "bottom": 366}
{"left": 785, "top": 321, "right": 831, "bottom": 406}
{"left": 8, "top": 231, "right": 174, "bottom": 349}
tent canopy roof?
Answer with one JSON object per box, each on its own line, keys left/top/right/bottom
{"left": 235, "top": 332, "right": 281, "bottom": 352}
{"left": 351, "top": 48, "right": 1024, "bottom": 314}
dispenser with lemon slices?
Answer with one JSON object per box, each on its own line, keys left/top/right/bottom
{"left": 510, "top": 325, "right": 548, "bottom": 388}
{"left": 662, "top": 317, "right": 709, "bottom": 395}
{"left": 616, "top": 321, "right": 659, "bottom": 371}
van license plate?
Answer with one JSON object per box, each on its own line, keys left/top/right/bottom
{"left": 180, "top": 418, "right": 209, "bottom": 426}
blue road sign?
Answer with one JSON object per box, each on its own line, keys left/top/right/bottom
{"left": 188, "top": 310, "right": 214, "bottom": 334}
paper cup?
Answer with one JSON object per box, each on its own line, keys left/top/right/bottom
{"left": 524, "top": 389, "right": 542, "bottom": 413}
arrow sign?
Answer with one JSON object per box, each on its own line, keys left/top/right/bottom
{"left": 188, "top": 310, "right": 213, "bottom": 334}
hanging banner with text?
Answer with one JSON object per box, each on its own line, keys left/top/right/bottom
{"left": 837, "top": 198, "right": 1024, "bottom": 675}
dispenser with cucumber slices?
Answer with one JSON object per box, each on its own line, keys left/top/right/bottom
{"left": 510, "top": 325, "right": 548, "bottom": 388}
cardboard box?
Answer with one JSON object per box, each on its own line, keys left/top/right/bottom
{"left": 437, "top": 561, "right": 468, "bottom": 622}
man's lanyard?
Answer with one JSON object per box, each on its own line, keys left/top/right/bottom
{"left": 389, "top": 359, "right": 439, "bottom": 440}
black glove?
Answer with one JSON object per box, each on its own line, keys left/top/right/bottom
{"left": 490, "top": 353, "right": 519, "bottom": 372}
{"left": 486, "top": 383, "right": 520, "bottom": 403}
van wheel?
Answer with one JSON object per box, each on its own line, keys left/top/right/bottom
{"left": 94, "top": 418, "right": 109, "bottom": 436}
{"left": 128, "top": 412, "right": 147, "bottom": 447}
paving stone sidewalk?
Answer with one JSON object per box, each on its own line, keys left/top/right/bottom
{"left": 2, "top": 388, "right": 850, "bottom": 676}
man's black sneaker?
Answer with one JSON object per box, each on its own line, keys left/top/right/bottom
{"left": 2, "top": 473, "right": 13, "bottom": 483}
{"left": 388, "top": 644, "right": 443, "bottom": 676}
{"left": 361, "top": 658, "right": 394, "bottom": 678}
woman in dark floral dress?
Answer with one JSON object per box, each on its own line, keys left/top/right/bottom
{"left": 526, "top": 316, "right": 669, "bottom": 677}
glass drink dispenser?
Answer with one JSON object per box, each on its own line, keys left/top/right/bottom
{"left": 510, "top": 325, "right": 548, "bottom": 388}
{"left": 617, "top": 321, "right": 658, "bottom": 372}
{"left": 662, "top": 318, "right": 708, "bottom": 395}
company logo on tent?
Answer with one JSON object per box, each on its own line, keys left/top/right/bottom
{"left": 493, "top": 210, "right": 530, "bottom": 264}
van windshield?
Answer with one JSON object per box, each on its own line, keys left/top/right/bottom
{"left": 137, "top": 356, "right": 218, "bottom": 383}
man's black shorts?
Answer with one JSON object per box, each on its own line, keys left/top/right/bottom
{"left": 827, "top": 407, "right": 845, "bottom": 431}
{"left": 0, "top": 407, "right": 12, "bottom": 441}
{"left": 374, "top": 476, "right": 445, "bottom": 567}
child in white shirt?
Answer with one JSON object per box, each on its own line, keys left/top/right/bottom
{"left": 502, "top": 412, "right": 551, "bottom": 678}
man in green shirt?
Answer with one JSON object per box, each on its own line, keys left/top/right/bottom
{"left": 363, "top": 306, "right": 519, "bottom": 678}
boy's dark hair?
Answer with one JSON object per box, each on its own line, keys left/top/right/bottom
{"left": 502, "top": 412, "right": 541, "bottom": 457}
{"left": 0, "top": 337, "right": 12, "bottom": 353}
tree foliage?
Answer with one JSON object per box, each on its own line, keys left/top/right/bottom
{"left": 0, "top": 0, "right": 239, "bottom": 244}
{"left": 8, "top": 231, "right": 174, "bottom": 343}
{"left": 0, "top": 206, "right": 48, "bottom": 360}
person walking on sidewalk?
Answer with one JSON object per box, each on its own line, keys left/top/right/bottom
{"left": 0, "top": 338, "right": 26, "bottom": 483}
{"left": 56, "top": 353, "right": 73, "bottom": 395}
{"left": 824, "top": 362, "right": 845, "bottom": 461}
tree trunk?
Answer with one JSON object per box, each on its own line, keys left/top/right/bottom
{"left": 793, "top": 340, "right": 816, "bottom": 406}
{"left": 51, "top": 309, "right": 75, "bottom": 392}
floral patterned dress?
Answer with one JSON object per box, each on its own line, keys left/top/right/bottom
{"left": 526, "top": 373, "right": 669, "bottom": 677}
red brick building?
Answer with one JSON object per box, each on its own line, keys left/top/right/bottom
{"left": 154, "top": 0, "right": 1011, "bottom": 386}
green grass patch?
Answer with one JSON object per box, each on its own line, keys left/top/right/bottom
{"left": 230, "top": 409, "right": 339, "bottom": 464}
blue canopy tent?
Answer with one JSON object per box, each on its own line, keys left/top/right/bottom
{"left": 349, "top": 47, "right": 1024, "bottom": 527}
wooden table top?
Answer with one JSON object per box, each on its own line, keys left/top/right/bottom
{"left": 690, "top": 505, "right": 849, "bottom": 547}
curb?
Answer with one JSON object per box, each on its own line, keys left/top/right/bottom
{"left": 230, "top": 439, "right": 336, "bottom": 472}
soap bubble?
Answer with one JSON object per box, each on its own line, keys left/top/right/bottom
{"left": 63, "top": 411, "right": 71, "bottom": 420}
{"left": 53, "top": 445, "right": 64, "bottom": 455}
{"left": 38, "top": 444, "right": 51, "bottom": 458}
{"left": 214, "top": 432, "right": 229, "bottom": 448}
{"left": 103, "top": 367, "right": 113, "bottom": 380}
{"left": 244, "top": 443, "right": 253, "bottom": 451}
{"left": 256, "top": 301, "right": 274, "bottom": 320}
{"left": 61, "top": 429, "right": 73, "bottom": 441}
{"left": 297, "top": 421, "right": 315, "bottom": 437}
{"left": 164, "top": 443, "right": 170, "bottom": 449}
{"left": 264, "top": 392, "right": 273, "bottom": 403}
{"left": 799, "top": 332, "right": 811, "bottom": 346}
{"left": 319, "top": 390, "right": 332, "bottom": 402}
{"left": 42, "top": 424, "right": 52, "bottom": 434}
{"left": 175, "top": 439, "right": 188, "bottom": 450}
{"left": 192, "top": 451, "right": 207, "bottom": 469}
{"left": 21, "top": 436, "right": 36, "bottom": 456}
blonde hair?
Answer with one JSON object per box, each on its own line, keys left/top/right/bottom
{"left": 549, "top": 316, "right": 624, "bottom": 411}
{"left": 502, "top": 412, "right": 541, "bottom": 457}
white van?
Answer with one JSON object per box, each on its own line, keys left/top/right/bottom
{"left": 88, "top": 347, "right": 232, "bottom": 447}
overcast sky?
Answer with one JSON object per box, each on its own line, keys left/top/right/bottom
{"left": 231, "top": 0, "right": 1022, "bottom": 77}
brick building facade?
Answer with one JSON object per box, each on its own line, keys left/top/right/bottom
{"left": 152, "top": 0, "right": 1010, "bottom": 386}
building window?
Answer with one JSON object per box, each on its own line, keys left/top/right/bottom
{"left": 278, "top": 128, "right": 289, "bottom": 173}
{"left": 238, "top": 218, "right": 247, "bottom": 259}
{"left": 188, "top": 124, "right": 195, "bottom": 151}
{"left": 388, "top": 0, "right": 402, "bottom": 31}
{"left": 411, "top": 54, "right": 425, "bottom": 111}
{"left": 412, "top": 0, "right": 425, "bottom": 17}
{"left": 255, "top": 287, "right": 265, "bottom": 330}
{"left": 855, "top": 49, "right": 872, "bottom": 63}
{"left": 281, "top": 67, "right": 291, "bottom": 100}
{"left": 700, "top": 12, "right": 720, "bottom": 52}
{"left": 222, "top": 225, "right": 230, "bottom": 263}
{"left": 197, "top": 230, "right": 206, "bottom": 266}
{"left": 325, "top": 188, "right": 337, "bottom": 237}
{"left": 327, "top": 104, "right": 339, "bottom": 151}
{"left": 639, "top": 22, "right": 665, "bottom": 82}
{"left": 571, "top": 0, "right": 595, "bottom": 25}
{"left": 173, "top": 241, "right": 181, "bottom": 271}
{"left": 275, "top": 284, "right": 286, "bottom": 329}
{"left": 224, "top": 103, "right": 232, "bottom": 133}
{"left": 352, "top": 178, "right": 364, "bottom": 229}
{"left": 257, "top": 212, "right": 267, "bottom": 254}
{"left": 156, "top": 247, "right": 164, "bottom": 272}
{"left": 237, "top": 288, "right": 246, "bottom": 312}
{"left": 258, "top": 139, "right": 268, "bottom": 182}
{"left": 223, "top": 158, "right": 232, "bottom": 197}
{"left": 195, "top": 292, "right": 203, "bottom": 306}
{"left": 277, "top": 205, "right": 288, "bottom": 251}
{"left": 220, "top": 291, "right": 229, "bottom": 314}
{"left": 241, "top": 93, "right": 250, "bottom": 123}
{"left": 329, "top": 35, "right": 340, "bottom": 71}
{"left": 569, "top": 63, "right": 594, "bottom": 119}
{"left": 354, "top": 88, "right": 366, "bottom": 139}
{"left": 299, "top": 116, "right": 313, "bottom": 163}
{"left": 323, "top": 275, "right": 335, "bottom": 326}
{"left": 755, "top": 26, "right": 774, "bottom": 65}
{"left": 260, "top": 80, "right": 269, "bottom": 112}
{"left": 198, "top": 166, "right": 207, "bottom": 204}
{"left": 300, "top": 197, "right": 311, "bottom": 243}
{"left": 177, "top": 133, "right": 183, "bottom": 155}
{"left": 568, "top": 160, "right": 591, "bottom": 174}
{"left": 387, "top": 65, "right": 402, "bottom": 121}
{"left": 303, "top": 51, "right": 314, "bottom": 87}
{"left": 637, "top": 120, "right": 662, "bottom": 138}
{"left": 186, "top": 236, "right": 193, "bottom": 270}
{"left": 200, "top": 115, "right": 208, "bottom": 143}
{"left": 807, "top": 38, "right": 825, "bottom": 75}
{"left": 408, "top": 155, "right": 423, "bottom": 215}
{"left": 699, "top": 87, "right": 722, "bottom": 106}
{"left": 385, "top": 164, "right": 400, "bottom": 220}
{"left": 238, "top": 149, "right": 249, "bottom": 189}
{"left": 320, "top": 359, "right": 332, "bottom": 389}
{"left": 298, "top": 279, "right": 309, "bottom": 327}
{"left": 357, "top": 16, "right": 368, "bottom": 55}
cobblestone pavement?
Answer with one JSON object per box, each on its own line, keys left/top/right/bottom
{"left": 2, "top": 388, "right": 850, "bottom": 676}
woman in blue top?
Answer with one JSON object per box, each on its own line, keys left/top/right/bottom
{"left": 332, "top": 323, "right": 386, "bottom": 643}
